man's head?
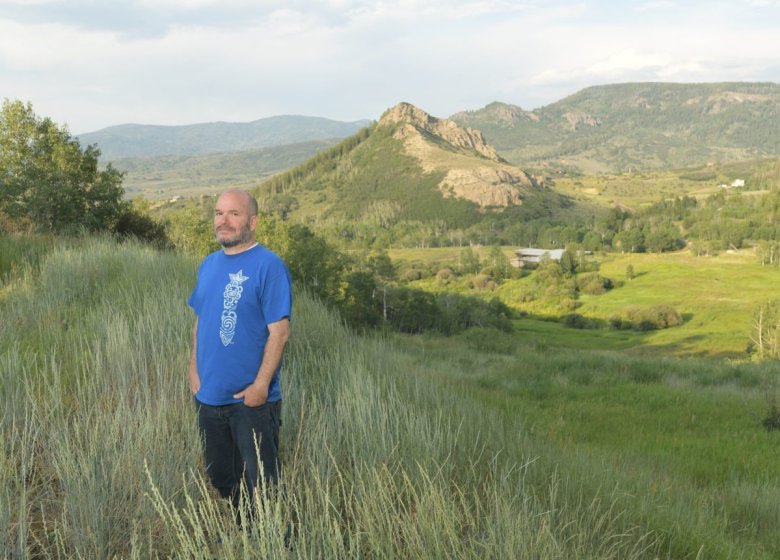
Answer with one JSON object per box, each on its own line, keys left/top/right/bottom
{"left": 213, "top": 189, "right": 259, "bottom": 251}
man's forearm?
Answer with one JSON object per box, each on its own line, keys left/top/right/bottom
{"left": 188, "top": 319, "right": 200, "bottom": 394}
{"left": 233, "top": 318, "right": 290, "bottom": 405}
{"left": 252, "top": 326, "right": 289, "bottom": 391}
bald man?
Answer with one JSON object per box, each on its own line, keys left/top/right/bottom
{"left": 187, "top": 189, "right": 292, "bottom": 516}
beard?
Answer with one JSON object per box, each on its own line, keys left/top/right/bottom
{"left": 215, "top": 221, "right": 254, "bottom": 248}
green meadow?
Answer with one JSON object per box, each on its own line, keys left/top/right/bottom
{"left": 3, "top": 236, "right": 780, "bottom": 558}
{"left": 391, "top": 246, "right": 780, "bottom": 359}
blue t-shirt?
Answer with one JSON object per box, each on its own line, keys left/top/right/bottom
{"left": 188, "top": 244, "right": 292, "bottom": 406}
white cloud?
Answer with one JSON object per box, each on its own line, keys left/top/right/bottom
{"left": 2, "top": 0, "right": 780, "bottom": 131}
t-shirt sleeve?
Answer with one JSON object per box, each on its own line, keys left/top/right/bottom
{"left": 187, "top": 261, "right": 205, "bottom": 312}
{"left": 261, "top": 258, "right": 293, "bottom": 325}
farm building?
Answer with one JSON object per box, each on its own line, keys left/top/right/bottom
{"left": 512, "top": 248, "right": 565, "bottom": 267}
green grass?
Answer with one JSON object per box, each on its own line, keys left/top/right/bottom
{"left": 575, "top": 250, "right": 780, "bottom": 358}
{"left": 401, "top": 328, "right": 780, "bottom": 558}
{"left": 0, "top": 236, "right": 668, "bottom": 558}
{"left": 4, "top": 236, "right": 780, "bottom": 558}
{"left": 390, "top": 246, "right": 780, "bottom": 359}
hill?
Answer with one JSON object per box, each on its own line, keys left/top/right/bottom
{"left": 255, "top": 102, "right": 571, "bottom": 233}
{"left": 4, "top": 235, "right": 780, "bottom": 557}
{"left": 77, "top": 115, "right": 372, "bottom": 160}
{"left": 116, "top": 139, "right": 339, "bottom": 199}
{"left": 451, "top": 82, "right": 780, "bottom": 173}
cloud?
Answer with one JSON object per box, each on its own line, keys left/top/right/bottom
{"left": 2, "top": 0, "right": 780, "bottom": 131}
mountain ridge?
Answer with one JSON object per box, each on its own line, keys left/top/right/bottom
{"left": 450, "top": 81, "right": 780, "bottom": 173}
{"left": 77, "top": 115, "right": 372, "bottom": 160}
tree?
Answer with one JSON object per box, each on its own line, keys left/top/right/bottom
{"left": 0, "top": 99, "right": 126, "bottom": 232}
{"left": 256, "top": 217, "right": 345, "bottom": 304}
{"left": 458, "top": 246, "right": 481, "bottom": 274}
{"left": 559, "top": 249, "right": 577, "bottom": 276}
{"left": 750, "top": 300, "right": 780, "bottom": 360}
{"left": 484, "top": 245, "right": 512, "bottom": 281}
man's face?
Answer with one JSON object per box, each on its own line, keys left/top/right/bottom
{"left": 213, "top": 192, "right": 257, "bottom": 248}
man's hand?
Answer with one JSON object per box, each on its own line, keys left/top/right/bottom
{"left": 234, "top": 382, "right": 268, "bottom": 407}
{"left": 189, "top": 369, "right": 200, "bottom": 395}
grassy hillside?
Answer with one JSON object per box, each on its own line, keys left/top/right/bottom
{"left": 116, "top": 139, "right": 339, "bottom": 200}
{"left": 255, "top": 122, "right": 570, "bottom": 234}
{"left": 452, "top": 82, "right": 780, "bottom": 173}
{"left": 78, "top": 115, "right": 372, "bottom": 160}
{"left": 3, "top": 235, "right": 780, "bottom": 557}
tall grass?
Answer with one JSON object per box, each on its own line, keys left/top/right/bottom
{"left": 0, "top": 236, "right": 765, "bottom": 558}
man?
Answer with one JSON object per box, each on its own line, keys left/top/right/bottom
{"left": 187, "top": 189, "right": 292, "bottom": 514}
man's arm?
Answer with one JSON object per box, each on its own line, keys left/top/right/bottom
{"left": 188, "top": 318, "right": 200, "bottom": 395}
{"left": 233, "top": 317, "right": 290, "bottom": 407}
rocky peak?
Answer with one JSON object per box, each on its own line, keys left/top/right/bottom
{"left": 378, "top": 102, "right": 538, "bottom": 209}
{"left": 380, "top": 102, "right": 504, "bottom": 162}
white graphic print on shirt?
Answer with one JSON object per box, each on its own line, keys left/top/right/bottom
{"left": 220, "top": 269, "right": 249, "bottom": 346}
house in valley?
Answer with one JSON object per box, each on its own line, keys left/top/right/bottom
{"left": 512, "top": 248, "right": 565, "bottom": 268}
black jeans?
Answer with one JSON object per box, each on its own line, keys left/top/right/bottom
{"left": 195, "top": 398, "right": 282, "bottom": 510}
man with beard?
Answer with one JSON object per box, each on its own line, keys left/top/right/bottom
{"left": 187, "top": 189, "right": 292, "bottom": 519}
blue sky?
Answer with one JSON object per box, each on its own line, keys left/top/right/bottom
{"left": 2, "top": 0, "right": 780, "bottom": 133}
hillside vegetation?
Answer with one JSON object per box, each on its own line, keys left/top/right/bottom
{"left": 253, "top": 106, "right": 572, "bottom": 247}
{"left": 3, "top": 236, "right": 780, "bottom": 558}
{"left": 452, "top": 82, "right": 780, "bottom": 173}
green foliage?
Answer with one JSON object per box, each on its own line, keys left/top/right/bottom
{"left": 644, "top": 227, "right": 685, "bottom": 253}
{"left": 624, "top": 305, "right": 683, "bottom": 331}
{"left": 577, "top": 272, "right": 614, "bottom": 295}
{"left": 0, "top": 99, "right": 126, "bottom": 233}
{"left": 457, "top": 246, "right": 481, "bottom": 274}
{"left": 166, "top": 205, "right": 218, "bottom": 258}
{"left": 113, "top": 198, "right": 170, "bottom": 248}
{"left": 336, "top": 270, "right": 382, "bottom": 328}
{"left": 563, "top": 312, "right": 597, "bottom": 329}
{"left": 256, "top": 218, "right": 345, "bottom": 305}
{"left": 482, "top": 245, "right": 513, "bottom": 281}
{"left": 386, "top": 286, "right": 440, "bottom": 333}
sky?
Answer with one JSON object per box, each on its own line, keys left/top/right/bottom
{"left": 2, "top": 0, "right": 780, "bottom": 134}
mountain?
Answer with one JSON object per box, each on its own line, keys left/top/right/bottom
{"left": 451, "top": 82, "right": 780, "bottom": 173}
{"left": 77, "top": 115, "right": 372, "bottom": 160}
{"left": 117, "top": 139, "right": 339, "bottom": 199}
{"left": 255, "top": 102, "right": 566, "bottom": 229}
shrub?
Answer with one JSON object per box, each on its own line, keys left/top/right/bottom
{"left": 577, "top": 272, "right": 614, "bottom": 295}
{"left": 436, "top": 267, "right": 454, "bottom": 286}
{"left": 471, "top": 273, "right": 497, "bottom": 291}
{"left": 563, "top": 313, "right": 596, "bottom": 329}
{"left": 625, "top": 305, "right": 683, "bottom": 330}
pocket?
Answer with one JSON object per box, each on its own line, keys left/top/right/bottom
{"left": 241, "top": 400, "right": 268, "bottom": 411}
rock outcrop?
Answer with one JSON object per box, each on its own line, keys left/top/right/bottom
{"left": 378, "top": 102, "right": 538, "bottom": 208}
{"left": 380, "top": 102, "right": 504, "bottom": 162}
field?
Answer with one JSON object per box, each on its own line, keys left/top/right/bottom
{"left": 390, "top": 246, "right": 780, "bottom": 359}
{"left": 3, "top": 236, "right": 780, "bottom": 558}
